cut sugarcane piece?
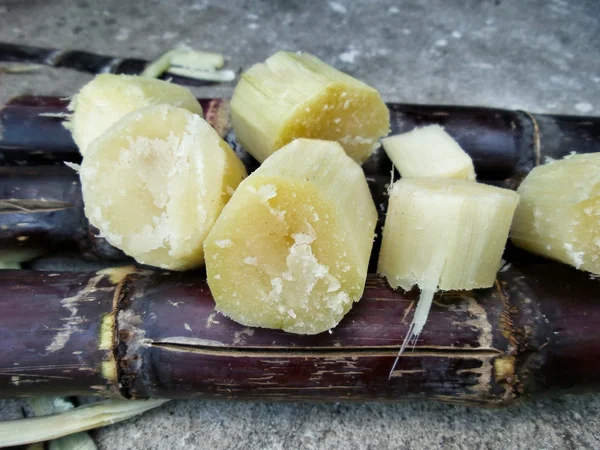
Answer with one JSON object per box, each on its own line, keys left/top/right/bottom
{"left": 510, "top": 153, "right": 600, "bottom": 274}
{"left": 142, "top": 47, "right": 232, "bottom": 81}
{"left": 140, "top": 51, "right": 174, "bottom": 79}
{"left": 230, "top": 51, "right": 390, "bottom": 164}
{"left": 378, "top": 179, "right": 519, "bottom": 357}
{"left": 204, "top": 139, "right": 377, "bottom": 334}
{"left": 170, "top": 47, "right": 225, "bottom": 70}
{"left": 79, "top": 105, "right": 246, "bottom": 271}
{"left": 66, "top": 74, "right": 202, "bottom": 155}
{"left": 167, "top": 66, "right": 236, "bottom": 82}
{"left": 381, "top": 125, "right": 476, "bottom": 180}
{"left": 379, "top": 179, "right": 519, "bottom": 290}
{"left": 142, "top": 47, "right": 225, "bottom": 79}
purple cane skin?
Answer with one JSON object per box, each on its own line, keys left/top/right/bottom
{"left": 0, "top": 255, "right": 598, "bottom": 405}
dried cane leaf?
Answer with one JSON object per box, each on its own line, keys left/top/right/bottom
{"left": 0, "top": 399, "right": 169, "bottom": 447}
{"left": 29, "top": 397, "right": 97, "bottom": 450}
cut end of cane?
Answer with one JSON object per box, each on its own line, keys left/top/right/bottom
{"left": 80, "top": 104, "right": 246, "bottom": 270}
{"left": 67, "top": 74, "right": 202, "bottom": 155}
{"left": 382, "top": 125, "right": 476, "bottom": 180}
{"left": 205, "top": 139, "right": 377, "bottom": 334}
{"left": 231, "top": 51, "right": 389, "bottom": 164}
{"left": 511, "top": 153, "right": 600, "bottom": 275}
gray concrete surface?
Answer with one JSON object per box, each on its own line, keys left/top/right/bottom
{"left": 1, "top": 0, "right": 599, "bottom": 448}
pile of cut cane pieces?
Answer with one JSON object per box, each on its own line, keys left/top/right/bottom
{"left": 1, "top": 48, "right": 599, "bottom": 447}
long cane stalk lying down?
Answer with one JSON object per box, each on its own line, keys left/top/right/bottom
{"left": 1, "top": 96, "right": 599, "bottom": 264}
{"left": 0, "top": 96, "right": 232, "bottom": 165}
{"left": 1, "top": 253, "right": 599, "bottom": 406}
{"left": 1, "top": 96, "right": 599, "bottom": 176}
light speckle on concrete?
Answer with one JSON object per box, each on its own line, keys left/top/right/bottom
{"left": 575, "top": 102, "right": 594, "bottom": 113}
{"left": 1, "top": 0, "right": 600, "bottom": 448}
{"left": 328, "top": 2, "right": 348, "bottom": 15}
{"left": 115, "top": 28, "right": 130, "bottom": 42}
{"left": 339, "top": 47, "right": 360, "bottom": 64}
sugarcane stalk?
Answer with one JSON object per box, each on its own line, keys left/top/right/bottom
{"left": 0, "top": 42, "right": 217, "bottom": 86}
{"left": 0, "top": 165, "right": 85, "bottom": 259}
{"left": 2, "top": 96, "right": 597, "bottom": 263}
{"left": 0, "top": 165, "right": 131, "bottom": 262}
{"left": 0, "top": 96, "right": 230, "bottom": 166}
{"left": 2, "top": 96, "right": 598, "bottom": 182}
{"left": 0, "top": 253, "right": 598, "bottom": 405}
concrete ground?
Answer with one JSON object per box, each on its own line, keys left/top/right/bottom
{"left": 1, "top": 0, "right": 599, "bottom": 448}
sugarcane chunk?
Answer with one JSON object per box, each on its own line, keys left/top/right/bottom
{"left": 510, "top": 153, "right": 600, "bottom": 275}
{"left": 378, "top": 178, "right": 519, "bottom": 291}
{"left": 382, "top": 125, "right": 476, "bottom": 180}
{"left": 204, "top": 139, "right": 377, "bottom": 334}
{"left": 231, "top": 51, "right": 390, "bottom": 164}
{"left": 79, "top": 105, "right": 246, "bottom": 270}
{"left": 66, "top": 74, "right": 202, "bottom": 155}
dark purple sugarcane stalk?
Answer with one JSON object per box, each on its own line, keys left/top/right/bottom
{"left": 0, "top": 254, "right": 598, "bottom": 405}
{"left": 2, "top": 95, "right": 599, "bottom": 185}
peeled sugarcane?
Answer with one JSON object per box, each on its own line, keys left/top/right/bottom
{"left": 231, "top": 51, "right": 390, "bottom": 163}
{"left": 204, "top": 139, "right": 377, "bottom": 334}
{"left": 141, "top": 46, "right": 235, "bottom": 82}
{"left": 379, "top": 179, "right": 520, "bottom": 291}
{"left": 141, "top": 47, "right": 224, "bottom": 78}
{"left": 382, "top": 125, "right": 476, "bottom": 180}
{"left": 65, "top": 74, "right": 203, "bottom": 154}
{"left": 77, "top": 104, "right": 246, "bottom": 270}
{"left": 510, "top": 153, "right": 600, "bottom": 275}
